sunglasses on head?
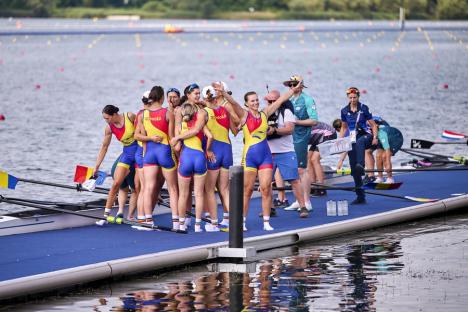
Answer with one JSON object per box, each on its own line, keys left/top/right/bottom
{"left": 346, "top": 87, "right": 360, "bottom": 95}
{"left": 188, "top": 83, "right": 199, "bottom": 93}
{"left": 167, "top": 87, "right": 180, "bottom": 96}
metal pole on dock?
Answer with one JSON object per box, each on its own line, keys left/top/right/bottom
{"left": 229, "top": 166, "right": 244, "bottom": 249}
{"left": 399, "top": 7, "right": 405, "bottom": 31}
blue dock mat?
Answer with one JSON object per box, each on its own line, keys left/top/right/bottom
{"left": 0, "top": 169, "right": 467, "bottom": 282}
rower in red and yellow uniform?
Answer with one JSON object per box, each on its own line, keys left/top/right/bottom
{"left": 214, "top": 82, "right": 304, "bottom": 231}
{"left": 94, "top": 105, "right": 138, "bottom": 223}
{"left": 171, "top": 87, "right": 214, "bottom": 233}
{"left": 135, "top": 86, "right": 179, "bottom": 229}
{"left": 201, "top": 84, "right": 240, "bottom": 230}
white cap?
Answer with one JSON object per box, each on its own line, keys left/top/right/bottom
{"left": 142, "top": 90, "right": 150, "bottom": 98}
{"left": 202, "top": 85, "right": 215, "bottom": 99}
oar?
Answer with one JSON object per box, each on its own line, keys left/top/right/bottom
{"left": 2, "top": 196, "right": 111, "bottom": 210}
{"left": 309, "top": 183, "right": 438, "bottom": 203}
{"left": 18, "top": 177, "right": 110, "bottom": 194}
{"left": 0, "top": 170, "right": 110, "bottom": 194}
{"left": 324, "top": 166, "right": 468, "bottom": 175}
{"left": 400, "top": 148, "right": 468, "bottom": 165}
{"left": 0, "top": 195, "right": 187, "bottom": 234}
{"left": 411, "top": 138, "right": 467, "bottom": 149}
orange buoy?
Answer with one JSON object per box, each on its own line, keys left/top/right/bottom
{"left": 229, "top": 74, "right": 235, "bottom": 80}
{"left": 443, "top": 83, "right": 448, "bottom": 89}
{"left": 58, "top": 67, "right": 64, "bottom": 72}
{"left": 375, "top": 67, "right": 381, "bottom": 73}
{"left": 361, "top": 89, "right": 368, "bottom": 94}
{"left": 139, "top": 79, "right": 145, "bottom": 84}
{"left": 0, "top": 114, "right": 5, "bottom": 121}
{"left": 35, "top": 84, "right": 41, "bottom": 89}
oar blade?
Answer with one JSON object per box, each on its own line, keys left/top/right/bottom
{"left": 442, "top": 130, "right": 467, "bottom": 140}
{"left": 364, "top": 182, "right": 403, "bottom": 190}
{"left": 411, "top": 139, "right": 434, "bottom": 149}
{"left": 0, "top": 171, "right": 18, "bottom": 190}
{"left": 404, "top": 196, "right": 439, "bottom": 203}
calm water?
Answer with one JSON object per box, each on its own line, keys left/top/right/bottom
{"left": 1, "top": 19, "right": 468, "bottom": 310}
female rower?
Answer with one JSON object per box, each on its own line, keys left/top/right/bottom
{"left": 133, "top": 91, "right": 151, "bottom": 223}
{"left": 94, "top": 105, "right": 138, "bottom": 221}
{"left": 201, "top": 84, "right": 239, "bottom": 230}
{"left": 339, "top": 87, "right": 378, "bottom": 204}
{"left": 135, "top": 86, "right": 179, "bottom": 228}
{"left": 214, "top": 82, "right": 303, "bottom": 231}
{"left": 171, "top": 92, "right": 214, "bottom": 232}
{"left": 170, "top": 83, "right": 204, "bottom": 230}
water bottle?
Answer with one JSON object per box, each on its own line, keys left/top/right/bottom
{"left": 342, "top": 200, "right": 348, "bottom": 216}
{"left": 327, "top": 200, "right": 337, "bottom": 216}
{"left": 337, "top": 200, "right": 348, "bottom": 216}
{"left": 337, "top": 200, "right": 343, "bottom": 216}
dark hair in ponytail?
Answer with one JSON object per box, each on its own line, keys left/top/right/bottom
{"left": 243, "top": 91, "right": 257, "bottom": 105}
{"left": 179, "top": 95, "right": 188, "bottom": 105}
{"left": 149, "top": 85, "right": 164, "bottom": 103}
{"left": 102, "top": 104, "right": 119, "bottom": 115}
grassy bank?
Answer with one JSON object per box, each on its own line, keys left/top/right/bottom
{"left": 0, "top": 7, "right": 417, "bottom": 20}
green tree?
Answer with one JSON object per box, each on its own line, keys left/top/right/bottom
{"left": 437, "top": 0, "right": 468, "bottom": 19}
{"left": 288, "top": 0, "right": 324, "bottom": 12}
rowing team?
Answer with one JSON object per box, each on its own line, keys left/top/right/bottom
{"left": 93, "top": 75, "right": 396, "bottom": 232}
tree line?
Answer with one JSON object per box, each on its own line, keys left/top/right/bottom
{"left": 1, "top": 0, "right": 467, "bottom": 19}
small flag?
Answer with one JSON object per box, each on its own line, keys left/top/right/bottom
{"left": 442, "top": 130, "right": 465, "bottom": 141}
{"left": 95, "top": 171, "right": 107, "bottom": 185}
{"left": 0, "top": 171, "right": 18, "bottom": 189}
{"left": 74, "top": 165, "right": 94, "bottom": 184}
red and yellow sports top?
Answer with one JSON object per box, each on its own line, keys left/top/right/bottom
{"left": 181, "top": 112, "right": 204, "bottom": 152}
{"left": 142, "top": 108, "right": 170, "bottom": 145}
{"left": 109, "top": 112, "right": 136, "bottom": 146}
{"left": 204, "top": 106, "right": 230, "bottom": 145}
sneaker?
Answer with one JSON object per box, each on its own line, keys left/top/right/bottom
{"left": 273, "top": 198, "right": 284, "bottom": 207}
{"left": 375, "top": 177, "right": 384, "bottom": 183}
{"left": 385, "top": 177, "right": 395, "bottom": 184}
{"left": 95, "top": 219, "right": 107, "bottom": 226}
{"left": 355, "top": 164, "right": 365, "bottom": 177}
{"left": 316, "top": 189, "right": 327, "bottom": 197}
{"left": 285, "top": 200, "right": 300, "bottom": 211}
{"left": 115, "top": 213, "right": 124, "bottom": 219}
{"left": 305, "top": 201, "right": 313, "bottom": 212}
{"left": 194, "top": 224, "right": 203, "bottom": 232}
{"left": 351, "top": 197, "right": 366, "bottom": 205}
{"left": 263, "top": 222, "right": 274, "bottom": 231}
{"left": 299, "top": 207, "right": 309, "bottom": 218}
{"left": 206, "top": 224, "right": 220, "bottom": 232}
{"left": 310, "top": 189, "right": 320, "bottom": 197}
{"left": 363, "top": 175, "right": 376, "bottom": 185}
{"left": 243, "top": 223, "right": 248, "bottom": 231}
{"left": 220, "top": 219, "right": 229, "bottom": 227}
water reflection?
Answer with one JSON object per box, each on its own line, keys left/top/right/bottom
{"left": 104, "top": 240, "right": 403, "bottom": 311}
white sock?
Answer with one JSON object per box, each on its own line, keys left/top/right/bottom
{"left": 104, "top": 208, "right": 111, "bottom": 216}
